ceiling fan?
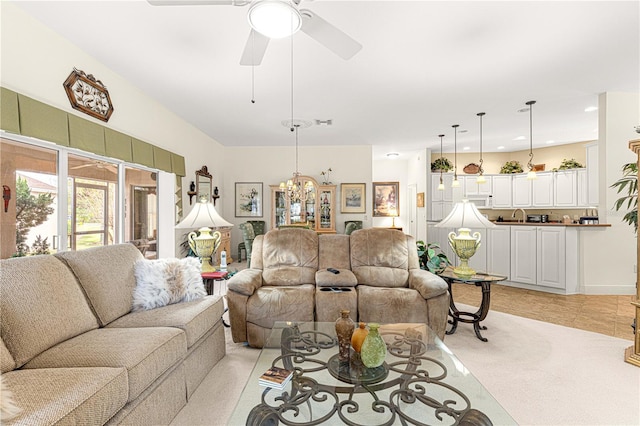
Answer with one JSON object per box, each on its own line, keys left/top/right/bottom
{"left": 147, "top": 0, "right": 362, "bottom": 65}
{"left": 70, "top": 160, "right": 117, "bottom": 173}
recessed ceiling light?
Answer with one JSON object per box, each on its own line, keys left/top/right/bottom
{"left": 497, "top": 146, "right": 505, "bottom": 150}
{"left": 463, "top": 146, "right": 470, "bottom": 151}
{"left": 584, "top": 106, "right": 598, "bottom": 112}
{"left": 513, "top": 136, "right": 526, "bottom": 141}
{"left": 459, "top": 129, "right": 468, "bottom": 134}
{"left": 546, "top": 140, "right": 555, "bottom": 144}
{"left": 517, "top": 107, "right": 530, "bottom": 113}
{"left": 386, "top": 152, "right": 400, "bottom": 159}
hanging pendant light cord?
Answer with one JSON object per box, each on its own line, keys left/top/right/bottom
{"left": 478, "top": 112, "right": 485, "bottom": 175}
{"left": 251, "top": 31, "right": 255, "bottom": 104}
{"left": 452, "top": 124, "right": 459, "bottom": 181}
{"left": 439, "top": 134, "right": 444, "bottom": 184}
{"left": 527, "top": 100, "right": 536, "bottom": 170}
{"left": 290, "top": 18, "right": 295, "bottom": 132}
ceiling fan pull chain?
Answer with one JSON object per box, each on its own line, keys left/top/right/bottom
{"left": 290, "top": 27, "right": 295, "bottom": 132}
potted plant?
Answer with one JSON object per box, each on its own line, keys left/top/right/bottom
{"left": 554, "top": 158, "right": 584, "bottom": 171}
{"left": 500, "top": 160, "right": 524, "bottom": 174}
{"left": 431, "top": 157, "right": 453, "bottom": 172}
{"left": 416, "top": 240, "right": 451, "bottom": 274}
{"left": 611, "top": 162, "right": 638, "bottom": 233}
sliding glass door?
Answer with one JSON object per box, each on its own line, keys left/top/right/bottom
{"left": 0, "top": 136, "right": 160, "bottom": 260}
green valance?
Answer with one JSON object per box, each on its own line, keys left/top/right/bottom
{"left": 18, "top": 94, "right": 69, "bottom": 146}
{"left": 1, "top": 88, "right": 20, "bottom": 134}
{"left": 1, "top": 87, "right": 186, "bottom": 176}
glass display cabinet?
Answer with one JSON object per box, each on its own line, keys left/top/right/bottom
{"left": 270, "top": 176, "right": 336, "bottom": 233}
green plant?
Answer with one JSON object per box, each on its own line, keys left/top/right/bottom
{"left": 416, "top": 240, "right": 451, "bottom": 273}
{"left": 611, "top": 162, "right": 637, "bottom": 234}
{"left": 431, "top": 157, "right": 453, "bottom": 172}
{"left": 554, "top": 158, "right": 584, "bottom": 170}
{"left": 500, "top": 160, "right": 523, "bottom": 174}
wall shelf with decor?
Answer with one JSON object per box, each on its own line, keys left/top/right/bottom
{"left": 270, "top": 175, "right": 336, "bottom": 233}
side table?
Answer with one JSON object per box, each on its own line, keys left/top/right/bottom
{"left": 437, "top": 268, "right": 506, "bottom": 342}
{"left": 201, "top": 271, "right": 230, "bottom": 328}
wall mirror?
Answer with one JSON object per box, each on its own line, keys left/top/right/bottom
{"left": 195, "top": 166, "right": 212, "bottom": 202}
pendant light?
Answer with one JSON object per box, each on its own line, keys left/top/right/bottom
{"left": 437, "top": 134, "right": 445, "bottom": 191}
{"left": 451, "top": 124, "right": 460, "bottom": 188}
{"left": 526, "top": 100, "right": 537, "bottom": 180}
{"left": 476, "top": 112, "right": 486, "bottom": 184}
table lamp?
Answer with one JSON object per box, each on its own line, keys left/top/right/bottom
{"left": 435, "top": 199, "right": 495, "bottom": 278}
{"left": 389, "top": 207, "right": 399, "bottom": 228}
{"left": 175, "top": 196, "right": 233, "bottom": 272}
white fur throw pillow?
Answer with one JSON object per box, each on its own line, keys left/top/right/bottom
{"left": 0, "top": 375, "right": 21, "bottom": 421}
{"left": 132, "top": 257, "right": 206, "bottom": 311}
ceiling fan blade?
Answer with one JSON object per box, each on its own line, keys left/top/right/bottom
{"left": 299, "top": 9, "right": 362, "bottom": 60}
{"left": 147, "top": 1, "right": 245, "bottom": 6}
{"left": 240, "top": 29, "right": 270, "bottom": 66}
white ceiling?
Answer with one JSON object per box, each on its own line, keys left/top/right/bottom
{"left": 12, "top": 1, "right": 640, "bottom": 159}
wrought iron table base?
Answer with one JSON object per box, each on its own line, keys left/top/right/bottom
{"left": 445, "top": 280, "right": 493, "bottom": 342}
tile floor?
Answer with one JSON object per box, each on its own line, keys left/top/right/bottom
{"left": 451, "top": 283, "right": 636, "bottom": 340}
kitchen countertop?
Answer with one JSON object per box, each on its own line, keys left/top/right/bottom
{"left": 491, "top": 221, "right": 610, "bottom": 227}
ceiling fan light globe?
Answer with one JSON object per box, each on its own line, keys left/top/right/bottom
{"left": 248, "top": 0, "right": 301, "bottom": 39}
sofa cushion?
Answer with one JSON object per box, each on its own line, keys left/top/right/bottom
{"left": 23, "top": 327, "right": 186, "bottom": 403}
{"left": 1, "top": 367, "right": 128, "bottom": 425}
{"left": 262, "top": 229, "right": 318, "bottom": 286}
{"left": 107, "top": 295, "right": 224, "bottom": 347}
{"left": 0, "top": 256, "right": 98, "bottom": 368}
{"left": 132, "top": 257, "right": 206, "bottom": 312}
{"left": 55, "top": 244, "right": 143, "bottom": 326}
{"left": 246, "top": 284, "right": 316, "bottom": 329}
{"left": 357, "top": 285, "right": 428, "bottom": 324}
{"left": 350, "top": 228, "right": 410, "bottom": 287}
{"left": 318, "top": 234, "right": 352, "bottom": 270}
{"left": 1, "top": 338, "right": 16, "bottom": 373}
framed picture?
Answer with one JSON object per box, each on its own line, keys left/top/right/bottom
{"left": 417, "top": 192, "right": 425, "bottom": 208}
{"left": 373, "top": 182, "right": 399, "bottom": 217}
{"left": 341, "top": 183, "right": 366, "bottom": 213}
{"left": 235, "top": 182, "right": 263, "bottom": 217}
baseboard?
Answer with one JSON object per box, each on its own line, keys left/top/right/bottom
{"left": 583, "top": 284, "right": 637, "bottom": 295}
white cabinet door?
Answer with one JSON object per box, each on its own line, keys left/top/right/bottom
{"left": 431, "top": 175, "right": 443, "bottom": 202}
{"left": 510, "top": 226, "right": 537, "bottom": 284}
{"left": 553, "top": 170, "right": 578, "bottom": 207}
{"left": 431, "top": 174, "right": 455, "bottom": 202}
{"left": 430, "top": 201, "right": 453, "bottom": 221}
{"left": 577, "top": 169, "right": 588, "bottom": 207}
{"left": 586, "top": 143, "right": 599, "bottom": 206}
{"left": 467, "top": 229, "right": 487, "bottom": 274}
{"left": 491, "top": 175, "right": 512, "bottom": 208}
{"left": 512, "top": 175, "right": 532, "bottom": 207}
{"left": 532, "top": 172, "right": 554, "bottom": 207}
{"left": 463, "top": 175, "right": 493, "bottom": 197}
{"left": 536, "top": 227, "right": 566, "bottom": 289}
{"left": 487, "top": 226, "right": 510, "bottom": 278}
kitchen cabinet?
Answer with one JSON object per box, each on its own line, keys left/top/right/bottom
{"left": 487, "top": 226, "right": 510, "bottom": 278}
{"left": 554, "top": 170, "right": 579, "bottom": 207}
{"left": 491, "top": 175, "right": 512, "bottom": 208}
{"left": 512, "top": 175, "right": 532, "bottom": 207}
{"left": 431, "top": 201, "right": 453, "bottom": 221}
{"left": 532, "top": 172, "right": 554, "bottom": 207}
{"left": 430, "top": 174, "right": 457, "bottom": 220}
{"left": 510, "top": 225, "right": 566, "bottom": 289}
{"left": 427, "top": 224, "right": 456, "bottom": 266}
{"left": 462, "top": 175, "right": 492, "bottom": 197}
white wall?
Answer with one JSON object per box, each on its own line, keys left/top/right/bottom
{"left": 580, "top": 92, "right": 639, "bottom": 294}
{"left": 407, "top": 149, "right": 429, "bottom": 243}
{"left": 224, "top": 145, "right": 372, "bottom": 249}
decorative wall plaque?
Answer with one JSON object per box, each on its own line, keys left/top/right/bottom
{"left": 63, "top": 68, "right": 114, "bottom": 122}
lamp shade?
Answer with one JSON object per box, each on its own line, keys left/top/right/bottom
{"left": 435, "top": 199, "right": 495, "bottom": 229}
{"left": 175, "top": 200, "right": 233, "bottom": 229}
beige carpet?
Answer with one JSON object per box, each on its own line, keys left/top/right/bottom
{"left": 171, "top": 306, "right": 640, "bottom": 426}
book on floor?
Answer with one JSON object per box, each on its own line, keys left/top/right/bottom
{"left": 258, "top": 366, "right": 293, "bottom": 389}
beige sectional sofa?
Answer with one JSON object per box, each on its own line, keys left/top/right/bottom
{"left": 0, "top": 243, "right": 226, "bottom": 425}
{"left": 227, "top": 228, "right": 450, "bottom": 348}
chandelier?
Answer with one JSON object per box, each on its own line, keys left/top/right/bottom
{"left": 280, "top": 122, "right": 314, "bottom": 202}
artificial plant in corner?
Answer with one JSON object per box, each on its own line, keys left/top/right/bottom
{"left": 416, "top": 240, "right": 451, "bottom": 274}
{"left": 611, "top": 162, "right": 638, "bottom": 233}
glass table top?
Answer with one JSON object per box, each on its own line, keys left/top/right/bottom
{"left": 229, "top": 321, "right": 515, "bottom": 425}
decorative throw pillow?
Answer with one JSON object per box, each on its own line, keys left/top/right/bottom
{"left": 132, "top": 257, "right": 206, "bottom": 311}
{"left": 0, "top": 375, "right": 21, "bottom": 421}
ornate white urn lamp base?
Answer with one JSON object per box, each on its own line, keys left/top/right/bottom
{"left": 448, "top": 228, "right": 481, "bottom": 279}
{"left": 188, "top": 227, "right": 222, "bottom": 273}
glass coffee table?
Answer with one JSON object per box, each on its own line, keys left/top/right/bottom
{"left": 229, "top": 322, "right": 515, "bottom": 425}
